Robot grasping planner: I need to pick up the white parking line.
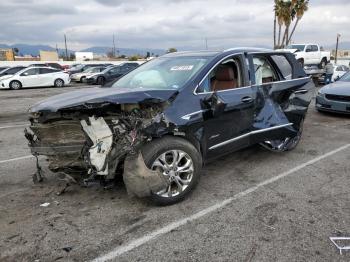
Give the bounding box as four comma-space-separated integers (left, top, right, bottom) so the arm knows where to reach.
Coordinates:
0, 155, 34, 164
0, 124, 28, 129
93, 143, 350, 262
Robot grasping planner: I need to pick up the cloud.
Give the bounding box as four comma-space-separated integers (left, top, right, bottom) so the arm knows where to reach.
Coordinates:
0, 0, 349, 51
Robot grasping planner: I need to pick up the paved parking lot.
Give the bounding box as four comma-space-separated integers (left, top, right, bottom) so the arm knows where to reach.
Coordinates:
0, 84, 350, 261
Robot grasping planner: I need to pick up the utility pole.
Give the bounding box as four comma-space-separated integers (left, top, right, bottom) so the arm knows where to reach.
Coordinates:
205, 37, 208, 50
335, 33, 340, 64
64, 34, 68, 61
113, 34, 116, 58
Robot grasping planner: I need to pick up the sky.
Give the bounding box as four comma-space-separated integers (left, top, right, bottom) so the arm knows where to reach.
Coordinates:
0, 0, 349, 51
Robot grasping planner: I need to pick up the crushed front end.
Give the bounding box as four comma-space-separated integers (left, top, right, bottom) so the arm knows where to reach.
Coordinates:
24, 101, 173, 196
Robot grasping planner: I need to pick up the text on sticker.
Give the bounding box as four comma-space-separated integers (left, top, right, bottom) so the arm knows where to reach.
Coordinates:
170, 65, 194, 71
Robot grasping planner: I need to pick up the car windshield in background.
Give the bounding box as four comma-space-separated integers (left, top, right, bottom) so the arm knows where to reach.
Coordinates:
71, 65, 84, 70
339, 72, 350, 82
287, 45, 305, 51
85, 67, 102, 73
4, 67, 25, 74
112, 57, 209, 90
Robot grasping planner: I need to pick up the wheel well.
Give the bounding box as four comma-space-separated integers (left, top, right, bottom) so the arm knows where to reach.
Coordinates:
55, 78, 64, 83
153, 133, 202, 156
10, 80, 21, 86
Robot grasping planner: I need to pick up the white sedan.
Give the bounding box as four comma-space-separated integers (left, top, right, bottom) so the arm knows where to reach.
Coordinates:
332, 65, 349, 82
0, 67, 70, 90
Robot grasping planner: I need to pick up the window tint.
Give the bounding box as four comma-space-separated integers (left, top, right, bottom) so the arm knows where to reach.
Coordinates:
40, 68, 56, 74
305, 45, 312, 52
109, 68, 120, 74
271, 55, 292, 80
21, 68, 39, 76
197, 56, 244, 93
253, 56, 278, 85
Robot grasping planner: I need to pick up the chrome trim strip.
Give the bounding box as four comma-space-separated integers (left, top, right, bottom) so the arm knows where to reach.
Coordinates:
181, 110, 206, 120
209, 123, 293, 150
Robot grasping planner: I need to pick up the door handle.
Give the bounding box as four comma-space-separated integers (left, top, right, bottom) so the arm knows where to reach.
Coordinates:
241, 96, 253, 103
294, 89, 308, 94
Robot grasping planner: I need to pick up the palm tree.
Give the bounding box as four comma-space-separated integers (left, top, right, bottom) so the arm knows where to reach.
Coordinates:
274, 0, 284, 48
280, 1, 293, 47
287, 0, 309, 45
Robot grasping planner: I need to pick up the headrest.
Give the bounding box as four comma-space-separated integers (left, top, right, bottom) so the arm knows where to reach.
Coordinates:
215, 66, 235, 81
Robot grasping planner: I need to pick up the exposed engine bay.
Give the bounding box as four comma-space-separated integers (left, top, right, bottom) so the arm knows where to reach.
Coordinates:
24, 102, 171, 197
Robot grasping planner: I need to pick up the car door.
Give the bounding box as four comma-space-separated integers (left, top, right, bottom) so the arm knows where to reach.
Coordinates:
304, 45, 314, 64
39, 68, 54, 86
19, 68, 40, 87
196, 54, 255, 158
248, 53, 313, 144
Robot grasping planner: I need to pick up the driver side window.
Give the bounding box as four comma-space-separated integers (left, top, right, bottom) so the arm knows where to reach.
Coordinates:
21, 68, 39, 76
197, 56, 244, 93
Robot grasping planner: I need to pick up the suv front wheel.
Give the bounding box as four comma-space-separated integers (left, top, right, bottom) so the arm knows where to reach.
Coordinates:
141, 136, 202, 205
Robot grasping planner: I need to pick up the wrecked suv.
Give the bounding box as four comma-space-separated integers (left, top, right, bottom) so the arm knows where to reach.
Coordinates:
25, 48, 314, 205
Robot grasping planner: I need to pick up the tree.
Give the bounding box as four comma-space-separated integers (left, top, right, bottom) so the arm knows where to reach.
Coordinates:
287, 0, 309, 45
273, 0, 309, 49
167, 48, 177, 53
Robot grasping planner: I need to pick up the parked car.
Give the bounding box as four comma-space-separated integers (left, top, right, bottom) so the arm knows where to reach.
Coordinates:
333, 65, 349, 82
85, 62, 139, 85
25, 48, 313, 205
29, 63, 64, 70
0, 66, 27, 78
0, 67, 70, 90
316, 71, 350, 114
70, 66, 107, 83
281, 44, 330, 68
68, 64, 107, 75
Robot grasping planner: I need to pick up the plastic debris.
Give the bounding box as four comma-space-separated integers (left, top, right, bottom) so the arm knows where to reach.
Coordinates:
40, 202, 50, 207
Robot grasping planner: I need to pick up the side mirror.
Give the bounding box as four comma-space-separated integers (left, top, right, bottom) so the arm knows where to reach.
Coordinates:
201, 92, 226, 117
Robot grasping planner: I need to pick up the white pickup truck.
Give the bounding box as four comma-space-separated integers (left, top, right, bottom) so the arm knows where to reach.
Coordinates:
280, 44, 331, 68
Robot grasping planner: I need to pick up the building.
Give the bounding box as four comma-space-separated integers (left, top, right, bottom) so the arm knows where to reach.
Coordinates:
40, 50, 59, 61
0, 49, 15, 61
75, 52, 94, 61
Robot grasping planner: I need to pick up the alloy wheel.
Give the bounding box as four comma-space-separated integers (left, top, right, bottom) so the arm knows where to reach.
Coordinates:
151, 150, 194, 198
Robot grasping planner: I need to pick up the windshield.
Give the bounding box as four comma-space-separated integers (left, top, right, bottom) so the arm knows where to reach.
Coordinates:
339, 72, 350, 82
4, 67, 25, 74
71, 64, 84, 70
85, 67, 102, 73
112, 57, 209, 90
286, 45, 305, 51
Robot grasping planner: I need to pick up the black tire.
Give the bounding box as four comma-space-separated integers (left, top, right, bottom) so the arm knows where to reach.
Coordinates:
80, 76, 86, 83
9, 80, 22, 90
97, 76, 105, 86
54, 78, 64, 87
141, 136, 202, 205
319, 58, 327, 69
260, 120, 304, 152
298, 59, 304, 68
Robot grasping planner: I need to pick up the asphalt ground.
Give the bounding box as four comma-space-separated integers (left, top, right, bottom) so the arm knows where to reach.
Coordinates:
0, 83, 349, 262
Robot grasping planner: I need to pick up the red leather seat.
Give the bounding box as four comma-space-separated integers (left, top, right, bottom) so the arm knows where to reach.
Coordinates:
211, 66, 237, 91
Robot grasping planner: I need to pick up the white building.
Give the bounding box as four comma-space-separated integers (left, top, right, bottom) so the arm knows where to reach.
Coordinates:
75, 52, 94, 61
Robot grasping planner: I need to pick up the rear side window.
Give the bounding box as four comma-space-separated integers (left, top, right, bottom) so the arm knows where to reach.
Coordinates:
311, 45, 319, 52
40, 68, 58, 74
252, 56, 279, 85
271, 55, 293, 80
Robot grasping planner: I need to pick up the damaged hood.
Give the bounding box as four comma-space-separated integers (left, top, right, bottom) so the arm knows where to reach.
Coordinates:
30, 87, 178, 112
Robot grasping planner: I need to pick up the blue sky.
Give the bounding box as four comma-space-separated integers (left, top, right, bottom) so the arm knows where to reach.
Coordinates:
0, 0, 349, 50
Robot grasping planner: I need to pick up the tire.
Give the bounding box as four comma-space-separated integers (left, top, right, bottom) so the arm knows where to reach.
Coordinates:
80, 76, 86, 83
141, 136, 202, 205
260, 119, 304, 152
54, 78, 64, 87
319, 58, 327, 69
9, 80, 22, 90
298, 59, 304, 68
97, 76, 105, 86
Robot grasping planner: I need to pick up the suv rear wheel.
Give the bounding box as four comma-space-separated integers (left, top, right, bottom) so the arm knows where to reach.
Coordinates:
141, 136, 202, 205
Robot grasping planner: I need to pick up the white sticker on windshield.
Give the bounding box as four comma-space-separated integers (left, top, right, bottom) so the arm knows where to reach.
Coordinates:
170, 65, 194, 71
